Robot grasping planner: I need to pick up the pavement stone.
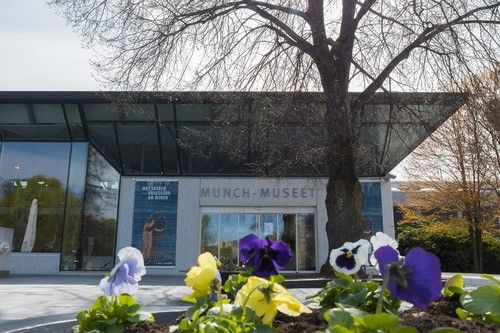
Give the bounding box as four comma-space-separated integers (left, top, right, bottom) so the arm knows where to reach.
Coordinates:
0, 273, 497, 332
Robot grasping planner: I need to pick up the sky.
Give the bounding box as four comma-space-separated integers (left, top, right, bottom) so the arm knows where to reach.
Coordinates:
0, 0, 99, 90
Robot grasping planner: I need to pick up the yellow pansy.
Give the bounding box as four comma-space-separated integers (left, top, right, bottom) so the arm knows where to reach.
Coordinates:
234, 276, 311, 325
185, 252, 220, 298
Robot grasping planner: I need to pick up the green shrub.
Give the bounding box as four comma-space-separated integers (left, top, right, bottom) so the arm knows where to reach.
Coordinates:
396, 221, 500, 273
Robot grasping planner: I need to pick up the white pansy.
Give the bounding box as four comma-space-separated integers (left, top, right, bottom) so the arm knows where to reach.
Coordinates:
110, 246, 146, 281
369, 232, 399, 266
329, 239, 370, 275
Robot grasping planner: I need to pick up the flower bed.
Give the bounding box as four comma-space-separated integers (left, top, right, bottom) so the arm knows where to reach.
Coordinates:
72, 233, 500, 333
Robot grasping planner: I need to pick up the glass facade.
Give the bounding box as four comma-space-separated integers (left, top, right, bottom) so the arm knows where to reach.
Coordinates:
0, 140, 120, 271
78, 146, 120, 271
0, 142, 73, 252
200, 211, 316, 271
361, 182, 383, 236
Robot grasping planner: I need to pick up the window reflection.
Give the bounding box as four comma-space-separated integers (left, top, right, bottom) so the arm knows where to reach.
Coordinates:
219, 213, 238, 266
79, 146, 120, 270
201, 213, 218, 256
200, 211, 316, 271
60, 143, 88, 270
0, 142, 71, 252
296, 213, 315, 271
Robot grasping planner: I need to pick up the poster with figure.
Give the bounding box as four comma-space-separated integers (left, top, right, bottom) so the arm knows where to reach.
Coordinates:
132, 181, 178, 266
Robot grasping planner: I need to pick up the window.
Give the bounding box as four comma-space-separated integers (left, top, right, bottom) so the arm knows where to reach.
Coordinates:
200, 209, 316, 271
0, 142, 73, 252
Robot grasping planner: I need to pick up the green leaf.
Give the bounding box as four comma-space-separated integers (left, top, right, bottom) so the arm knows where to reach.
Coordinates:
327, 309, 354, 328
461, 285, 500, 315
455, 307, 472, 320
335, 272, 354, 282
428, 328, 463, 333
390, 326, 417, 333
362, 313, 400, 330
443, 274, 464, 297
484, 313, 500, 324
481, 274, 500, 285
328, 325, 354, 333
107, 323, 125, 333
254, 324, 278, 332
269, 274, 285, 284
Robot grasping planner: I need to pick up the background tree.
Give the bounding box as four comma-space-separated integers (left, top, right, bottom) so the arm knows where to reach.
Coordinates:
50, 0, 500, 272
403, 67, 500, 272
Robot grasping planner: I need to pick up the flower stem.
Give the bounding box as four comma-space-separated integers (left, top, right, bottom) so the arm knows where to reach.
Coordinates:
376, 269, 390, 314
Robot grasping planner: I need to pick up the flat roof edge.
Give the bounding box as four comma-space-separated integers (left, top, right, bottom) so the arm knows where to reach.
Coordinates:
0, 91, 468, 105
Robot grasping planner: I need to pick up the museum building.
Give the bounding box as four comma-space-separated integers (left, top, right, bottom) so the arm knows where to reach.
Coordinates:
0, 91, 466, 275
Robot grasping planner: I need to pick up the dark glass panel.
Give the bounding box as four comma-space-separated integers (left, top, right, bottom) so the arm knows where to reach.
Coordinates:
60, 143, 88, 271
296, 213, 315, 271
84, 104, 155, 121
69, 125, 86, 141
178, 125, 247, 175
159, 125, 178, 174
201, 213, 219, 256
64, 104, 82, 124
0, 142, 71, 252
80, 146, 120, 270
157, 104, 174, 122
84, 104, 118, 121
362, 182, 383, 235
117, 124, 162, 174
278, 213, 296, 271
0, 125, 70, 140
176, 104, 215, 122
32, 104, 65, 124
219, 213, 238, 266
0, 104, 30, 124
87, 124, 122, 171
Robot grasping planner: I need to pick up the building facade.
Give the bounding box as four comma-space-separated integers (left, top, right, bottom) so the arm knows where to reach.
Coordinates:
0, 91, 466, 274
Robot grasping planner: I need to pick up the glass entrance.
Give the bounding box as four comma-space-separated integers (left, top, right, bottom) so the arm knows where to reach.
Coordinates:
200, 209, 316, 272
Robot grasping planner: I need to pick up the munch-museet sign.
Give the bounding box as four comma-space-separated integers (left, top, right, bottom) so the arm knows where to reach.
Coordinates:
200, 187, 316, 199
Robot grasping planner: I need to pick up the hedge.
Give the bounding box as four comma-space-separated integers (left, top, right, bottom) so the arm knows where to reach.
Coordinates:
396, 221, 500, 273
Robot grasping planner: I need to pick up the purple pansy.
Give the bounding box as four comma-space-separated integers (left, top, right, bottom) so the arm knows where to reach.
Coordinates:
100, 247, 146, 296
375, 245, 442, 309
239, 234, 292, 278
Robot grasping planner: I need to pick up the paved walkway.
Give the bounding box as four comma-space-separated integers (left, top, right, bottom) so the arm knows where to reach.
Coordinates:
0, 273, 497, 332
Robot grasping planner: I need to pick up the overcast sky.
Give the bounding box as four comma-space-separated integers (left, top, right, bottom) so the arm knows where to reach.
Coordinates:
0, 0, 99, 90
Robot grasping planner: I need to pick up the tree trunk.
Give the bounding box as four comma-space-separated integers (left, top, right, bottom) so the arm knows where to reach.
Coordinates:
475, 226, 483, 273
320, 96, 364, 275
468, 225, 480, 273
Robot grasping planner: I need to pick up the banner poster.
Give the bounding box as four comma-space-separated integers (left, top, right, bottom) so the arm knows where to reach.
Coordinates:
131, 181, 178, 266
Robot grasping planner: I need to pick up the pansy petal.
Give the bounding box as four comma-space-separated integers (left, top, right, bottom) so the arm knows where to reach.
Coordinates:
404, 247, 442, 304
374, 245, 399, 275
253, 257, 279, 277
269, 240, 293, 269
197, 252, 218, 271
118, 247, 145, 269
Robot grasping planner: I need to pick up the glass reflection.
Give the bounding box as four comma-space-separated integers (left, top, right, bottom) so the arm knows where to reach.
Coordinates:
80, 146, 120, 270
60, 143, 88, 270
199, 211, 316, 272
278, 214, 296, 271
296, 213, 315, 271
219, 213, 238, 266
201, 213, 218, 256
260, 213, 277, 241
0, 142, 71, 252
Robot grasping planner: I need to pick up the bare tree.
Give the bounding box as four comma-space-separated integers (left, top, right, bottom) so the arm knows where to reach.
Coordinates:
50, 0, 500, 272
404, 67, 500, 272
